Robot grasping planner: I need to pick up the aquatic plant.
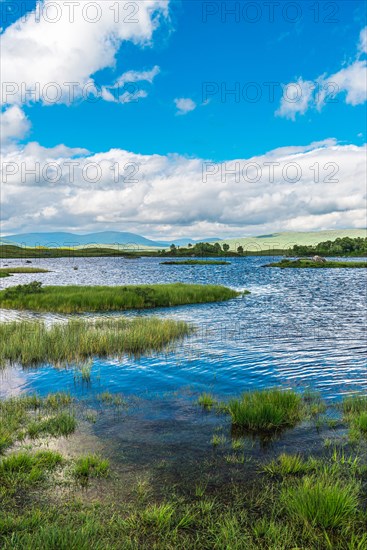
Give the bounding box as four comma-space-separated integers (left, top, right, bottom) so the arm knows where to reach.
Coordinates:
198, 393, 216, 409
73, 455, 110, 481
0, 283, 241, 313
227, 389, 304, 432
263, 453, 313, 477
0, 317, 192, 368
161, 260, 231, 265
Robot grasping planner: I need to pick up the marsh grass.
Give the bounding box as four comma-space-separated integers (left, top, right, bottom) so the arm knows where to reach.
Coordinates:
0, 450, 63, 488
0, 268, 49, 275
0, 282, 240, 313
73, 455, 110, 481
342, 395, 367, 415
27, 413, 76, 438
0, 317, 192, 368
0, 393, 74, 453
263, 453, 314, 477
161, 260, 231, 265
198, 393, 216, 409
266, 259, 367, 268
227, 389, 304, 432
281, 476, 360, 529
97, 391, 126, 407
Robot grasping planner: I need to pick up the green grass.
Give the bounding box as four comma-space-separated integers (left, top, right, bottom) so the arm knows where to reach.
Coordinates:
0, 244, 141, 259
0, 267, 50, 274
198, 393, 216, 409
0, 393, 74, 453
219, 229, 367, 251
27, 413, 77, 438
265, 259, 367, 268
263, 453, 313, 476
0, 282, 241, 313
281, 476, 360, 529
342, 395, 367, 415
0, 450, 63, 488
227, 389, 304, 432
0, 317, 192, 367
73, 455, 110, 481
161, 260, 231, 265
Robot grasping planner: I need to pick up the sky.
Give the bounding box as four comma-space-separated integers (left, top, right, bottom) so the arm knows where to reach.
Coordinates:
0, 0, 366, 239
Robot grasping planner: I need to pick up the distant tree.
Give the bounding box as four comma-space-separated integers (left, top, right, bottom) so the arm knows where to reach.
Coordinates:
222, 243, 230, 253
237, 245, 244, 254
170, 244, 177, 254
188, 243, 192, 248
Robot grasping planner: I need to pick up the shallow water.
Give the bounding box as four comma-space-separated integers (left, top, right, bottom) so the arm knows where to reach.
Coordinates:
1, 256, 366, 401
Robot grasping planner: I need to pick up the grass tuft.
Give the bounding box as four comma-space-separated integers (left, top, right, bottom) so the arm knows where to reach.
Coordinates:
281, 476, 360, 529
228, 389, 304, 432
73, 455, 110, 481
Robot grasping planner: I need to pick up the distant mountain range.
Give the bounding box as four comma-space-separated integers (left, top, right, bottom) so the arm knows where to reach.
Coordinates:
1, 229, 365, 250
0, 231, 221, 249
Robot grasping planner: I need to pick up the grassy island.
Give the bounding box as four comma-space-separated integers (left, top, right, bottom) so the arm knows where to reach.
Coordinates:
161, 260, 231, 266
0, 317, 192, 367
265, 259, 367, 269
0, 267, 50, 278
0, 282, 241, 313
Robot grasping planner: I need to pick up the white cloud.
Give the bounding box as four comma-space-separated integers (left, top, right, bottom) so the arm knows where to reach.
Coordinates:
0, 0, 169, 106
0, 106, 31, 146
276, 79, 315, 120
1, 140, 366, 237
359, 26, 367, 54
278, 26, 367, 119
101, 66, 159, 103
174, 97, 197, 115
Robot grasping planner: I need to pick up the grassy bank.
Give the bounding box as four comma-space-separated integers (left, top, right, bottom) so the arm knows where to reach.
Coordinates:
161, 260, 231, 265
0, 282, 241, 313
265, 259, 367, 268
0, 317, 192, 367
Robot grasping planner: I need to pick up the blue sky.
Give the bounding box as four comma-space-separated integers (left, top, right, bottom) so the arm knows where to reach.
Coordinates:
0, 1, 366, 237
2, 0, 365, 159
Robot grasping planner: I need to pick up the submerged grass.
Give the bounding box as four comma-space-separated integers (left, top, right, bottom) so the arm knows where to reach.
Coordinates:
0, 282, 241, 313
0, 317, 192, 367
0, 393, 75, 453
73, 455, 109, 481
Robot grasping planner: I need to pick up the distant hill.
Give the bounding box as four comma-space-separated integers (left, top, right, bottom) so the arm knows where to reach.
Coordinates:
1, 229, 365, 251
218, 229, 367, 252
0, 232, 222, 249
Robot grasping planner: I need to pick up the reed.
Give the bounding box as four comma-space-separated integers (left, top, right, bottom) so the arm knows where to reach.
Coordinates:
0, 317, 192, 368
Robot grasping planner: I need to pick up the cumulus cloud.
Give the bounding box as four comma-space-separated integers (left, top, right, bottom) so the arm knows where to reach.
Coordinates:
0, 106, 31, 146
278, 26, 367, 119
1, 140, 366, 237
0, 0, 169, 106
174, 98, 197, 115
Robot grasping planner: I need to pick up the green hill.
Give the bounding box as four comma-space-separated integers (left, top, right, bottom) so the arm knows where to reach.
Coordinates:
219, 229, 367, 252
